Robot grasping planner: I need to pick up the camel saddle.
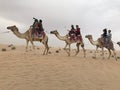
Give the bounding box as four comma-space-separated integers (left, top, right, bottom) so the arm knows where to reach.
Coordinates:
69, 34, 82, 42
30, 29, 45, 39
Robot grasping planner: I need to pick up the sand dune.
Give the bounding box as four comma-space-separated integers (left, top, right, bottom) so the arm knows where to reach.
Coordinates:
0, 44, 120, 90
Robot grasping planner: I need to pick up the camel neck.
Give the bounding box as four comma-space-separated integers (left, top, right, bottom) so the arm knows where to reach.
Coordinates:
55, 33, 66, 41
88, 38, 98, 45
13, 30, 26, 39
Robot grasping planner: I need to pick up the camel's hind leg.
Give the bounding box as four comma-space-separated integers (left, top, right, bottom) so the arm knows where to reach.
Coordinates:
112, 50, 117, 61
26, 40, 29, 52
108, 49, 111, 59
81, 44, 86, 57
74, 43, 80, 56
42, 41, 49, 55
45, 43, 49, 55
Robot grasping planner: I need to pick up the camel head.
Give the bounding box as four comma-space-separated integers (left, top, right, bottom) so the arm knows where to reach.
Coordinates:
117, 42, 120, 46
85, 35, 93, 39
7, 25, 18, 32
50, 30, 59, 35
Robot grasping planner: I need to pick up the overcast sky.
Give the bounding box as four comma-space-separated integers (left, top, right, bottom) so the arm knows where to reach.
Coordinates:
0, 0, 120, 49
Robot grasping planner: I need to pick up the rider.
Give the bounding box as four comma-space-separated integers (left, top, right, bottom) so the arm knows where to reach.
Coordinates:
75, 25, 83, 41
69, 25, 76, 41
107, 30, 112, 43
32, 17, 39, 37
38, 19, 44, 37
101, 28, 107, 45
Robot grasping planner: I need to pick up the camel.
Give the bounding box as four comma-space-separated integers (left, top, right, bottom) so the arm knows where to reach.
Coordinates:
7, 25, 49, 55
50, 30, 86, 57
85, 35, 117, 60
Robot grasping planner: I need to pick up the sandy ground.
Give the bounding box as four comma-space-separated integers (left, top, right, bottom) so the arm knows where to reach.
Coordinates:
0, 44, 120, 90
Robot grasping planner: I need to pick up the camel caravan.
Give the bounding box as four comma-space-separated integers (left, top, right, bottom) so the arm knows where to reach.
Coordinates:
6, 18, 119, 60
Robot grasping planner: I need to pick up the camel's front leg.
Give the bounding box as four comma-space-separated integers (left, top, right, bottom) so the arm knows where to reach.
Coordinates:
63, 43, 68, 50
81, 44, 86, 57
26, 40, 29, 52
68, 44, 71, 56
30, 40, 35, 50
65, 44, 70, 56
112, 50, 117, 61
94, 46, 98, 58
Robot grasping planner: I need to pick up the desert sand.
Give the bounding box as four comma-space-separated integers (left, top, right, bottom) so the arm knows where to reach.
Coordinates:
0, 44, 120, 90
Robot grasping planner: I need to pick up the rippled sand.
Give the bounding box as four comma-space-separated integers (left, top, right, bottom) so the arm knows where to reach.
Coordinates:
0, 44, 120, 90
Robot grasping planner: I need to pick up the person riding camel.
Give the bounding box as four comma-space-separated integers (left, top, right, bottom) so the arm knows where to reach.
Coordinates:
68, 25, 76, 41
75, 25, 83, 42
107, 30, 112, 43
101, 28, 107, 45
32, 17, 39, 37
38, 19, 44, 37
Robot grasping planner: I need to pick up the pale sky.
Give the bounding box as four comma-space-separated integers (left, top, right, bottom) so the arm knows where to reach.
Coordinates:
0, 0, 120, 49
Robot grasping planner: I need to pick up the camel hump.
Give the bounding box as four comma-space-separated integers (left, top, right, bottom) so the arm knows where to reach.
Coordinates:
98, 38, 102, 43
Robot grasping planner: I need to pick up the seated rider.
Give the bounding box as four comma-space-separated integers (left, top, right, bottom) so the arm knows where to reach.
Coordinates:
75, 25, 83, 41
107, 30, 112, 43
69, 25, 76, 41
38, 19, 44, 37
32, 17, 39, 37
101, 28, 107, 45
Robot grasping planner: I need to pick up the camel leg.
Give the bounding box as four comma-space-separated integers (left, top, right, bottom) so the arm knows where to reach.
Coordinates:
46, 44, 49, 55
112, 50, 117, 61
101, 47, 104, 59
42, 42, 46, 55
30, 39, 35, 50
94, 46, 98, 58
42, 41, 49, 55
65, 44, 70, 56
64, 43, 68, 50
26, 40, 29, 52
108, 49, 111, 59
44, 42, 49, 55
44, 38, 49, 55
68, 44, 71, 56
81, 43, 86, 57
74, 43, 80, 56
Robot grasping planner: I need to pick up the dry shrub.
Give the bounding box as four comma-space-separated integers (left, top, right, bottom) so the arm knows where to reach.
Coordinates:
48, 51, 52, 54
11, 46, 16, 50
56, 50, 59, 53
37, 47, 40, 50
1, 48, 6, 51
